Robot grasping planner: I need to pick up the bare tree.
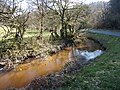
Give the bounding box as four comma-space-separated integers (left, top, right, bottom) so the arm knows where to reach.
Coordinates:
0, 0, 30, 50
29, 0, 47, 40
43, 0, 89, 38
0, 0, 30, 41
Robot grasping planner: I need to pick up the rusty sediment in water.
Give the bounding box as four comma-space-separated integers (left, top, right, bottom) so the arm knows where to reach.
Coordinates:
0, 42, 103, 90
0, 47, 75, 90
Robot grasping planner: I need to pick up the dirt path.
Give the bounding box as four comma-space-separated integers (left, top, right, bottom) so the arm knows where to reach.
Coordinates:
84, 29, 120, 36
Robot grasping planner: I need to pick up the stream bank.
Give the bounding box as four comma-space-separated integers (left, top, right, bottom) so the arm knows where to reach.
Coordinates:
0, 34, 106, 90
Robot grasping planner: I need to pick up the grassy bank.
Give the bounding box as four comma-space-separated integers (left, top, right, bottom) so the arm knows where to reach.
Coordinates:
58, 33, 120, 90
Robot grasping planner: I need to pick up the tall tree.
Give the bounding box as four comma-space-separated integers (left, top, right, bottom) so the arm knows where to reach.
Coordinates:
109, 0, 120, 29
99, 0, 120, 29
88, 1, 107, 28
43, 0, 89, 39
0, 0, 30, 46
29, 0, 47, 40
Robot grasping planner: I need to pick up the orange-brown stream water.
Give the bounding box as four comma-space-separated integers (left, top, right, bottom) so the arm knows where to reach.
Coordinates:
0, 46, 85, 90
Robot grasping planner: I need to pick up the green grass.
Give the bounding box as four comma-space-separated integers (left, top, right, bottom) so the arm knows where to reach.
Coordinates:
57, 33, 120, 90
0, 27, 51, 40
0, 27, 50, 51
24, 29, 50, 40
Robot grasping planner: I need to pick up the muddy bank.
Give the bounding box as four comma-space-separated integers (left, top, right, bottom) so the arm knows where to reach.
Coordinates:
21, 38, 105, 90
0, 35, 95, 72
0, 37, 105, 90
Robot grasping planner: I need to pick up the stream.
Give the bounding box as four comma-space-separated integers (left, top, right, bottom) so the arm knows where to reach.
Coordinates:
0, 47, 103, 90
